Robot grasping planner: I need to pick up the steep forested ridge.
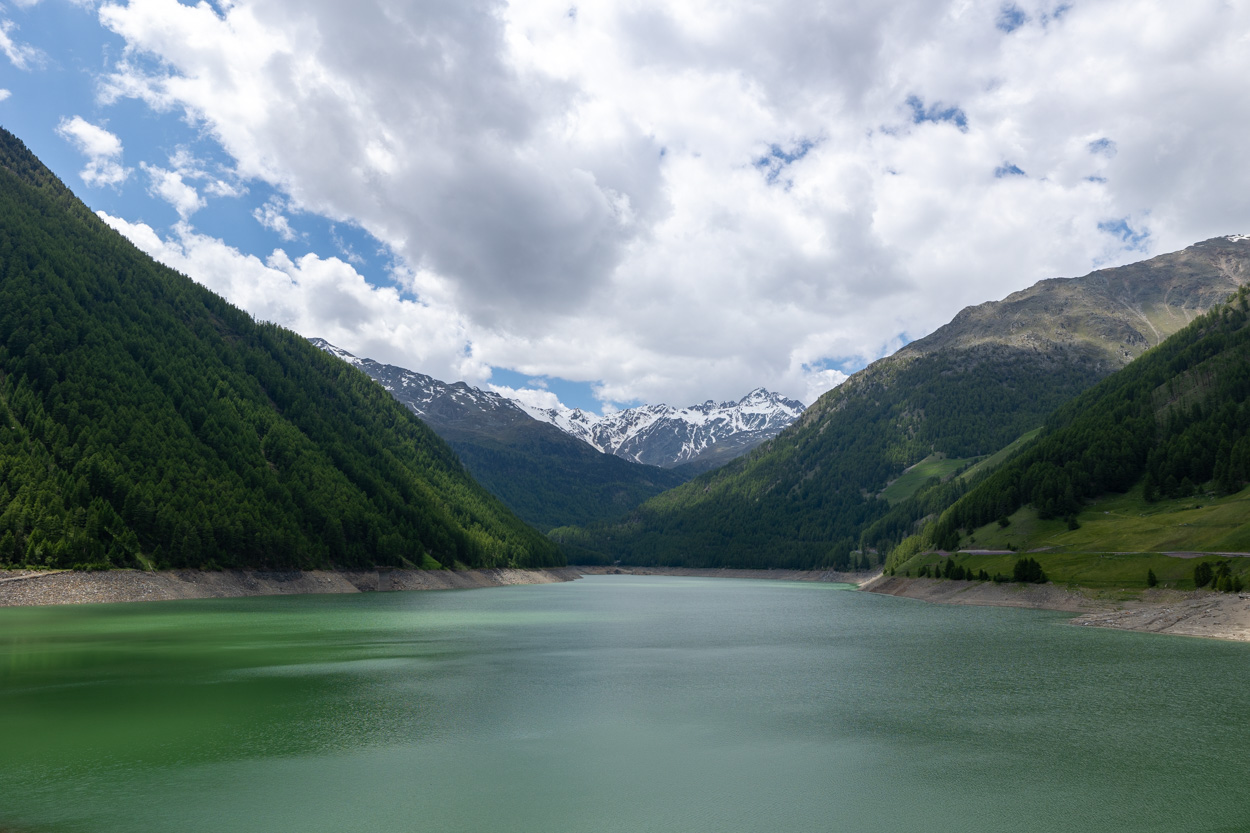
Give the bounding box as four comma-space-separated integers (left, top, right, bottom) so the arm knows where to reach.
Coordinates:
563, 237, 1250, 568
916, 287, 1250, 554
0, 128, 562, 570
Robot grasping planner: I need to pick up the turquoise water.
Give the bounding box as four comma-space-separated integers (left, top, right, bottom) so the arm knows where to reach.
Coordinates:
1, 576, 1248, 832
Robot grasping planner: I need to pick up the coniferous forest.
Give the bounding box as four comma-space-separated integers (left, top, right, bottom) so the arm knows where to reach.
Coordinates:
0, 128, 562, 571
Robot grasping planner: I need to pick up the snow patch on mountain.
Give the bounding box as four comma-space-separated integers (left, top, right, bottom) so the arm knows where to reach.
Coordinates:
313, 338, 805, 471
515, 387, 806, 469
309, 338, 526, 419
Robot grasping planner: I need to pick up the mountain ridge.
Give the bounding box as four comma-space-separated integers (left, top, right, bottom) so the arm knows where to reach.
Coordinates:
521, 388, 805, 472
561, 235, 1250, 569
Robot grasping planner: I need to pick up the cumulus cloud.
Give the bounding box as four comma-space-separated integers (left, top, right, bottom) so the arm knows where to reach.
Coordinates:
140, 162, 204, 218
97, 211, 487, 385
252, 197, 297, 240
486, 384, 566, 415
55, 115, 130, 187
90, 0, 1250, 408
0, 89, 10, 102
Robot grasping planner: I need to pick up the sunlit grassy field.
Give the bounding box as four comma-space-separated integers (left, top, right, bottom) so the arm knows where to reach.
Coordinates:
893, 484, 1250, 589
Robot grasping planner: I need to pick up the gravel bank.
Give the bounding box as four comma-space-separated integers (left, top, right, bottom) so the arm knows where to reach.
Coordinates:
0, 567, 584, 607
862, 574, 1250, 641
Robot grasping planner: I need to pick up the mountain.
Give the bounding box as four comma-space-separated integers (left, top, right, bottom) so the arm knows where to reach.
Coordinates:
559, 236, 1250, 569
309, 340, 689, 531
520, 389, 805, 472
0, 127, 561, 571
887, 286, 1250, 588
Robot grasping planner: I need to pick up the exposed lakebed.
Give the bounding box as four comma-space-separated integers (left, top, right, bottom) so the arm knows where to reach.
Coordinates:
2, 575, 1247, 832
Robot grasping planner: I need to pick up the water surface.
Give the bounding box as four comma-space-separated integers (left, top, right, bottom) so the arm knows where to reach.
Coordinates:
1, 576, 1247, 832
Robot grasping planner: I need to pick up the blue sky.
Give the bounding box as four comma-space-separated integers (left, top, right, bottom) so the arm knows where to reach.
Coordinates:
3, 0, 1249, 415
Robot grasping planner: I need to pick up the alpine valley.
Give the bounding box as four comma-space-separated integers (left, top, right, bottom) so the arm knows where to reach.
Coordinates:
5, 121, 1250, 597
309, 339, 691, 531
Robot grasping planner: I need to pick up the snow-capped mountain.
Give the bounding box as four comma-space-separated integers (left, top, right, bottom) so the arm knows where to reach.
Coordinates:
516, 388, 806, 471
312, 338, 804, 474
311, 338, 529, 428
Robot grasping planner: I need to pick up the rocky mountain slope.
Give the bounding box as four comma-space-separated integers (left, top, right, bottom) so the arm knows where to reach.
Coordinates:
559, 236, 1250, 569
309, 341, 689, 531
521, 389, 805, 472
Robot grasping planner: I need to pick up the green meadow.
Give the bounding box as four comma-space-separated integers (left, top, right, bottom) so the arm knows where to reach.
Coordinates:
880, 454, 974, 504
893, 484, 1250, 589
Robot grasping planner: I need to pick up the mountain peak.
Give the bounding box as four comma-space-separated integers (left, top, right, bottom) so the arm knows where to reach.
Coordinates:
520, 388, 805, 471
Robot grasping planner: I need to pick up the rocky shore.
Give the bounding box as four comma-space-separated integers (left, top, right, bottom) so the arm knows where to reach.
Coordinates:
863, 574, 1250, 641
0, 566, 583, 607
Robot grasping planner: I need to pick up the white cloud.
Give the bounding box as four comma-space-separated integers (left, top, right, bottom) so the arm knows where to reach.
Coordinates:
97, 211, 487, 385
252, 197, 297, 240
0, 17, 42, 69
55, 115, 130, 187
486, 384, 565, 414
91, 0, 1250, 408
140, 162, 204, 219
0, 89, 10, 102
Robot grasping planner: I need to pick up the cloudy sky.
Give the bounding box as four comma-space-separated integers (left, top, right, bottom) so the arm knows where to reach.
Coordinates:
2, 0, 1248, 413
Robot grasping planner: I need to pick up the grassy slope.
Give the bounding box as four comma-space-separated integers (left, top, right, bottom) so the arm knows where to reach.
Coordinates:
880, 454, 976, 504
893, 486, 1250, 588
877, 430, 1043, 505
963, 486, 1250, 555
893, 548, 1249, 590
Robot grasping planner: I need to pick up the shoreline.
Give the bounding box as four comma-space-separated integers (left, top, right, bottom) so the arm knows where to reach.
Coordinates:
0, 566, 584, 607
572, 564, 873, 584
862, 574, 1250, 642
4, 565, 1248, 643
0, 564, 873, 608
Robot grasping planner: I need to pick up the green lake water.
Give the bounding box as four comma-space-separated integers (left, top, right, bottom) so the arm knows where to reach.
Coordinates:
2, 575, 1248, 832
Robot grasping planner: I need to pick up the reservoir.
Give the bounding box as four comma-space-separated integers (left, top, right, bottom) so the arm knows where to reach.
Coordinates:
1, 575, 1247, 832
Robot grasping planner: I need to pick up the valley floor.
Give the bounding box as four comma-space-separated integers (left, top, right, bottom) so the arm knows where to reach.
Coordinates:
863, 574, 1250, 642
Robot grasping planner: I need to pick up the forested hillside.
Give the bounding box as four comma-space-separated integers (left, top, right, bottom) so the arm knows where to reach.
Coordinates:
908, 287, 1250, 558
0, 128, 562, 571
560, 237, 1250, 569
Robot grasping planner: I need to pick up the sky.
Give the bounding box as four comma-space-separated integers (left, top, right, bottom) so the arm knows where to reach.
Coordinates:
2, 0, 1249, 414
